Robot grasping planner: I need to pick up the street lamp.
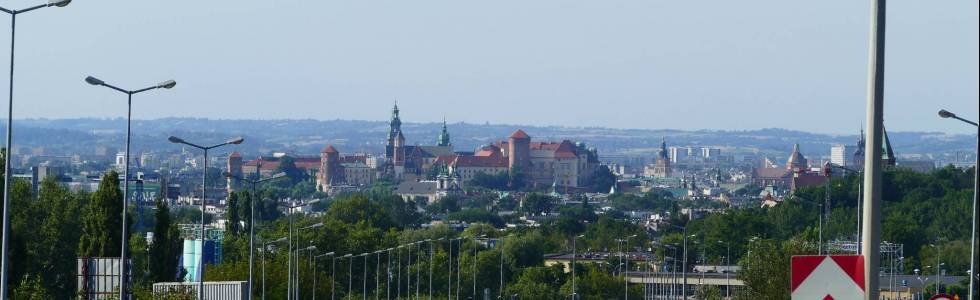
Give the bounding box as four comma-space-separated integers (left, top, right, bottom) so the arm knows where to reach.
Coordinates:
572, 234, 584, 300
278, 200, 320, 300
295, 245, 317, 299
86, 75, 175, 300
826, 163, 864, 255
295, 222, 323, 300
313, 252, 336, 300
627, 234, 638, 299
262, 237, 288, 300
667, 224, 691, 299
168, 135, 243, 300
0, 1, 72, 297
938, 109, 978, 300
717, 240, 731, 299
224, 171, 286, 297
431, 238, 442, 300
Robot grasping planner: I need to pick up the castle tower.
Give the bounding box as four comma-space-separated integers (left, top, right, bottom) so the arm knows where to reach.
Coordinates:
508, 129, 531, 174
226, 151, 243, 192
319, 145, 340, 189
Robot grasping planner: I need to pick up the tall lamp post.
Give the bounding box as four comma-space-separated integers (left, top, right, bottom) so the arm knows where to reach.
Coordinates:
572, 234, 584, 300
0, 1, 71, 298
296, 222, 323, 300
262, 237, 288, 300
86, 75, 175, 300
168, 135, 244, 300
225, 171, 286, 297
279, 200, 320, 299
624, 234, 636, 300
939, 109, 978, 300
314, 252, 336, 300
667, 224, 690, 299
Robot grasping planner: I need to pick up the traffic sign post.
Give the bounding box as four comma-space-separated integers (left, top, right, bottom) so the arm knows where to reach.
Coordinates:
792, 255, 865, 300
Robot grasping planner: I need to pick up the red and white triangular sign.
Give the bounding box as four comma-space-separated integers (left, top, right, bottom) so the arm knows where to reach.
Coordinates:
792, 255, 865, 300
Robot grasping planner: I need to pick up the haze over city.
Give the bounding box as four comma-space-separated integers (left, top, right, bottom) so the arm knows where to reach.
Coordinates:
0, 0, 977, 299
4, 0, 977, 134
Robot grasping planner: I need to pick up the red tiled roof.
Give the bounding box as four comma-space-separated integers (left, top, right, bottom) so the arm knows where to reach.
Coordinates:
553, 140, 578, 158
753, 168, 790, 179
791, 174, 828, 190
475, 145, 503, 157
530, 142, 560, 150
509, 129, 530, 139
244, 156, 321, 171
435, 155, 458, 165
453, 155, 508, 168
321, 145, 339, 154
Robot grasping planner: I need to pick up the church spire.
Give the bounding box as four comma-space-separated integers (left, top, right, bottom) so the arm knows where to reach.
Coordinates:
882, 126, 895, 166
437, 118, 451, 147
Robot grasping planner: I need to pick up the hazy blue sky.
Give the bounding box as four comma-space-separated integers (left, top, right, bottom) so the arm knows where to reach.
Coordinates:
3, 0, 977, 134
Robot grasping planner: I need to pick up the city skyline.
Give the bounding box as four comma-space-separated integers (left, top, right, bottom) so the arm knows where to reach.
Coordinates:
2, 0, 976, 134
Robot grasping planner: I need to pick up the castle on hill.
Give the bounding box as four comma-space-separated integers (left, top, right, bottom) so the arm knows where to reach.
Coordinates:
226, 104, 601, 193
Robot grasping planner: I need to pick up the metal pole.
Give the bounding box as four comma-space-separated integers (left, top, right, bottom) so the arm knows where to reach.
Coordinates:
726, 244, 730, 299
861, 0, 886, 298
969, 124, 979, 300
262, 246, 266, 300
472, 244, 477, 300
0, 13, 16, 300
364, 254, 368, 300
671, 247, 677, 300
819, 203, 823, 255
349, 255, 354, 299
117, 92, 133, 300
448, 240, 453, 300
407, 243, 412, 300
249, 183, 256, 298
418, 244, 422, 300
387, 249, 391, 300
625, 237, 630, 300
314, 255, 319, 300
682, 233, 688, 300
499, 240, 503, 300
332, 256, 336, 300
430, 241, 434, 300
456, 240, 461, 300
397, 246, 402, 299
572, 236, 577, 300
857, 182, 862, 255
199, 148, 208, 300
288, 208, 293, 300
377, 252, 381, 300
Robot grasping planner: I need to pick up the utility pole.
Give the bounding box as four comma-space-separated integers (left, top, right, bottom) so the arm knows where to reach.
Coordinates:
861, 0, 886, 299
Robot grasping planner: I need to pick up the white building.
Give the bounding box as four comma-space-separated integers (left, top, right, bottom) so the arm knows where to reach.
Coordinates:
669, 147, 689, 163
830, 144, 857, 167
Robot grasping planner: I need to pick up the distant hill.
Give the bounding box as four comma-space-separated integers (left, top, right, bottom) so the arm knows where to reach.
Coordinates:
5, 118, 975, 163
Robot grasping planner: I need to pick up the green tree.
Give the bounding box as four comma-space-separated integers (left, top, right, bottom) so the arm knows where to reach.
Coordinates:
150, 199, 182, 282
521, 193, 555, 216
227, 192, 241, 235
590, 165, 617, 193
736, 238, 816, 300
426, 195, 461, 214
79, 170, 126, 257
33, 177, 86, 298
